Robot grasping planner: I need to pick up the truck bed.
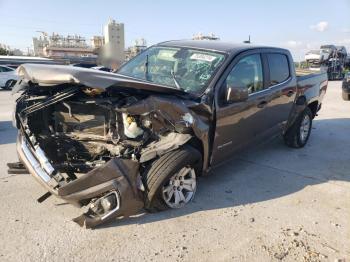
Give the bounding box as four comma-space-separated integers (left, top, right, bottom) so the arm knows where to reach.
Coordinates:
296, 68, 327, 82
295, 69, 328, 107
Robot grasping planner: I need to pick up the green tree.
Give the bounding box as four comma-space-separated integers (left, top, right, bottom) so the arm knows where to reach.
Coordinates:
0, 47, 11, 55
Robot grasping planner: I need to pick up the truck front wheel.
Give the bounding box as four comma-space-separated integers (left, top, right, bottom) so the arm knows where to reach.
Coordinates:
284, 107, 313, 148
143, 146, 202, 212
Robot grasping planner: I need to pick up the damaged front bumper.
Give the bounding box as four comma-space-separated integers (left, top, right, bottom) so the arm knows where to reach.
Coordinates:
17, 133, 144, 228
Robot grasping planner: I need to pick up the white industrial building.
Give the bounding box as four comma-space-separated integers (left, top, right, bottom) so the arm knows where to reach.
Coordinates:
30, 18, 148, 66
99, 19, 125, 66
125, 38, 147, 61
32, 19, 125, 65
32, 33, 95, 60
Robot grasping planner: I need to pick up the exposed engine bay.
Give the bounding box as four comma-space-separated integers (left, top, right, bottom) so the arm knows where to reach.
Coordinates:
16, 85, 197, 175
28, 91, 150, 173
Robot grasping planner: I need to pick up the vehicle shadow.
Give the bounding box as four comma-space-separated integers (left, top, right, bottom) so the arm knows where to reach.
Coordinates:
98, 117, 350, 229
0, 121, 17, 145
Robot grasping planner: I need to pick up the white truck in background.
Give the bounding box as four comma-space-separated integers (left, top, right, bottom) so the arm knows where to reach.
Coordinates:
305, 45, 347, 80
305, 49, 330, 64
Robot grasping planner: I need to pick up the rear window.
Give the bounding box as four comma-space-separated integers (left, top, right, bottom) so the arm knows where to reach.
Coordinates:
267, 54, 290, 86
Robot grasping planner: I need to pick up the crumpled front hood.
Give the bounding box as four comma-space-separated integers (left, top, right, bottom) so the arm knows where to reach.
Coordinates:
16, 64, 187, 95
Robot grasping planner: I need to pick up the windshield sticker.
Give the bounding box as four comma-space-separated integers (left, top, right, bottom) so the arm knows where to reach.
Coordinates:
190, 53, 216, 62
157, 50, 177, 60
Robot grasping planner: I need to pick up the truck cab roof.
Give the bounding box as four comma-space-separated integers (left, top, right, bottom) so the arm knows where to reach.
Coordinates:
157, 40, 286, 55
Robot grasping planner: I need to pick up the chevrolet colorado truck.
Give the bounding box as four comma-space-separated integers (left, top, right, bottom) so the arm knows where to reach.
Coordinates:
10, 40, 328, 228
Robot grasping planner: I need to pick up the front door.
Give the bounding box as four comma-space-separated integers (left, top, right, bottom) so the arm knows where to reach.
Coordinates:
211, 52, 272, 165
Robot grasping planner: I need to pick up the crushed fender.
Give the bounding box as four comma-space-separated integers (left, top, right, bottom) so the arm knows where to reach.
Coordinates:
68, 158, 144, 228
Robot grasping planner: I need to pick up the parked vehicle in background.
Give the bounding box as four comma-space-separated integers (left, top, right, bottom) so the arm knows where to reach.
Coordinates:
320, 45, 337, 57
305, 49, 330, 63
0, 65, 18, 89
345, 55, 350, 68
327, 58, 345, 80
335, 46, 347, 59
305, 45, 347, 80
342, 72, 350, 100
11, 40, 328, 228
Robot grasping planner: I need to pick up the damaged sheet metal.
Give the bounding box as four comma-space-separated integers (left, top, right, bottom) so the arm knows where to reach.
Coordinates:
122, 96, 211, 170
64, 158, 144, 228
140, 132, 192, 163
16, 64, 187, 95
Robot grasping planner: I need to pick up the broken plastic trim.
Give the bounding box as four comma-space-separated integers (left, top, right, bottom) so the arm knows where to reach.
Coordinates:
99, 191, 121, 220
21, 136, 52, 184
72, 190, 121, 228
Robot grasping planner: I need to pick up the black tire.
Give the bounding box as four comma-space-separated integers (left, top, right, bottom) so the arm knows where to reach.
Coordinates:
143, 146, 202, 212
342, 91, 350, 101
4, 80, 16, 90
284, 107, 313, 148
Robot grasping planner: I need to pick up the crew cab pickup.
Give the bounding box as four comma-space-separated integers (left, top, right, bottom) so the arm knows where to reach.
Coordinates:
11, 40, 328, 227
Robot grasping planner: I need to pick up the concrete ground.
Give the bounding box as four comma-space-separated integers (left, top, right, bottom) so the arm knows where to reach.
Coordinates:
0, 81, 349, 262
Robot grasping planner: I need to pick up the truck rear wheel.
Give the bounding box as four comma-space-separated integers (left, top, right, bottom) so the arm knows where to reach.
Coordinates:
143, 146, 202, 212
284, 107, 313, 148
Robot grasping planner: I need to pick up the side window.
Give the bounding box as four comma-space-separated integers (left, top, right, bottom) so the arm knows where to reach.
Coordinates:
267, 54, 290, 86
0, 67, 4, 72
225, 54, 263, 95
4, 67, 13, 72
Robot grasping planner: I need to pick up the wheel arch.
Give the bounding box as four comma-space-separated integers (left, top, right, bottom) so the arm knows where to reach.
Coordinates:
186, 137, 204, 175
307, 100, 319, 118
286, 95, 318, 133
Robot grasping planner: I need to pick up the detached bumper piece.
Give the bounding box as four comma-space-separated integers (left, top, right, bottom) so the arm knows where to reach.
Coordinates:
7, 162, 28, 174
73, 191, 121, 228
17, 134, 144, 228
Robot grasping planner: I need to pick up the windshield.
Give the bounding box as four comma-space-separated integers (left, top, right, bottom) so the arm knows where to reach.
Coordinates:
118, 46, 226, 94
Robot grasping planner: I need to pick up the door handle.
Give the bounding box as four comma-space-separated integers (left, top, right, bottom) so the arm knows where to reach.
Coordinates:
287, 90, 294, 97
257, 101, 268, 108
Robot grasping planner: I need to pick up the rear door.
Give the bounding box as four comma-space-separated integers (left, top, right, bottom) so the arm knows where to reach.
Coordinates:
262, 52, 297, 129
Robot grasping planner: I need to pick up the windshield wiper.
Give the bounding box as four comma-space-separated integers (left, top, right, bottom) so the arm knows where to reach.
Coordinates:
171, 70, 182, 90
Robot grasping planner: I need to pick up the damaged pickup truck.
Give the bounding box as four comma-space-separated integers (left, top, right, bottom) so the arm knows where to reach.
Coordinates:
10, 40, 328, 228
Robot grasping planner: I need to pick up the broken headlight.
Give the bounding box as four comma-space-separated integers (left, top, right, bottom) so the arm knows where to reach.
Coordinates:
90, 191, 120, 220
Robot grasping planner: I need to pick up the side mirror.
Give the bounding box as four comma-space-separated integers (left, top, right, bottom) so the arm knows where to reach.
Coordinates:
225, 85, 249, 103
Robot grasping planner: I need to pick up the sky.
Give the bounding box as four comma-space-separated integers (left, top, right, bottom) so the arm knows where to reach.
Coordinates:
0, 0, 350, 61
